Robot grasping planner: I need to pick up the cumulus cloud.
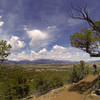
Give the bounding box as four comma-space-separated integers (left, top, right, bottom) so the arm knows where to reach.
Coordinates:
51, 45, 66, 51
0, 16, 2, 19
0, 16, 4, 27
9, 51, 29, 61
9, 50, 39, 61
8, 45, 100, 61
0, 21, 4, 27
8, 36, 25, 51
25, 28, 50, 48
39, 48, 47, 54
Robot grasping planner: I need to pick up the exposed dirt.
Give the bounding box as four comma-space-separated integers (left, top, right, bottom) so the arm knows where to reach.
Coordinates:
27, 75, 100, 100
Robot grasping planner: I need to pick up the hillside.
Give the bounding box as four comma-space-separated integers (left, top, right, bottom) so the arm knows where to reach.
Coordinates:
26, 75, 100, 100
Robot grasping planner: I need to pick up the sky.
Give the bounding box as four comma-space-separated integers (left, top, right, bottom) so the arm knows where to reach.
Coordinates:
0, 0, 100, 61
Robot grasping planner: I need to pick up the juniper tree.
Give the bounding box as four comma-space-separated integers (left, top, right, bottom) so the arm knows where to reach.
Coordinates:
70, 3, 100, 57
0, 40, 11, 64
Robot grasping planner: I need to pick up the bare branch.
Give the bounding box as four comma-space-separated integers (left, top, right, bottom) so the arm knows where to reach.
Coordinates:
69, 3, 100, 57
69, 3, 100, 33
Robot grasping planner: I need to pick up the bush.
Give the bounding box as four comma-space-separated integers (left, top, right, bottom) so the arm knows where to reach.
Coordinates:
70, 61, 90, 83
0, 65, 70, 99
0, 66, 30, 100
31, 72, 64, 95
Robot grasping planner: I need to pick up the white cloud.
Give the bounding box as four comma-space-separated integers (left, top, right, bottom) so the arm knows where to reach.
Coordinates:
0, 21, 4, 27
9, 51, 28, 61
39, 48, 47, 54
31, 50, 38, 55
0, 16, 4, 27
8, 45, 100, 61
25, 28, 50, 48
8, 36, 25, 51
52, 45, 66, 51
0, 16, 2, 19
27, 30, 47, 39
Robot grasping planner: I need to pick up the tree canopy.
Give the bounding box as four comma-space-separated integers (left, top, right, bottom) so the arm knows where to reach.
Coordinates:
70, 3, 100, 57
0, 40, 11, 63
70, 28, 100, 57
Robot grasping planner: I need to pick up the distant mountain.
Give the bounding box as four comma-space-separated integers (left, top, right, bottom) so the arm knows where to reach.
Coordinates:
5, 59, 100, 65
30, 59, 79, 64
6, 59, 79, 64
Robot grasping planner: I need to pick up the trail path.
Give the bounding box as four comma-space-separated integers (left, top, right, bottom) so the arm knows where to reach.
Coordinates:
52, 75, 100, 100
29, 75, 100, 100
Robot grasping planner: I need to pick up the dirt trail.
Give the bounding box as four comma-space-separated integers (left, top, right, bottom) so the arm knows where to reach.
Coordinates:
52, 75, 100, 100
29, 75, 100, 100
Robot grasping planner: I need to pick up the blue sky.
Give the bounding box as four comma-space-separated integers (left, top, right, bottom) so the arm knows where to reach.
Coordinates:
0, 0, 100, 61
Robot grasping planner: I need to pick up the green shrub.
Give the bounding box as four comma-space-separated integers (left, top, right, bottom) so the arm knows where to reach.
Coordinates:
0, 66, 30, 100
31, 72, 64, 95
0, 65, 71, 99
70, 61, 90, 83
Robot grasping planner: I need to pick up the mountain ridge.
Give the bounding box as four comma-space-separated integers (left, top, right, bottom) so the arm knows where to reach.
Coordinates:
5, 59, 100, 64
6, 59, 79, 64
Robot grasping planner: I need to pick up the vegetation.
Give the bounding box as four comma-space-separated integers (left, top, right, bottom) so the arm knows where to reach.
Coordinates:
70, 29, 100, 56
0, 39, 95, 99
70, 3, 100, 57
0, 3, 100, 99
0, 60, 93, 100
70, 3, 100, 95
0, 65, 71, 100
70, 23, 100, 57
0, 40, 11, 63
70, 60, 90, 83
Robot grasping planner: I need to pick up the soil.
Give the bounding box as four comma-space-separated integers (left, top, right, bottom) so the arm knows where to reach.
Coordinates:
28, 75, 100, 100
